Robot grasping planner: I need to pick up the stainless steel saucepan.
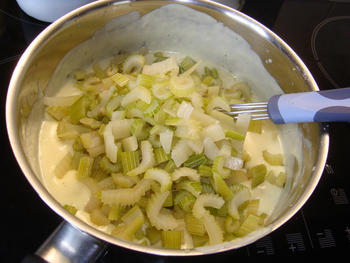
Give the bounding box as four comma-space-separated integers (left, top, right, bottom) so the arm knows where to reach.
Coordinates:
6, 1, 329, 262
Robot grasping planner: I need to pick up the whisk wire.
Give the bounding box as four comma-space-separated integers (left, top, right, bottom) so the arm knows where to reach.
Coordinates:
216, 101, 269, 120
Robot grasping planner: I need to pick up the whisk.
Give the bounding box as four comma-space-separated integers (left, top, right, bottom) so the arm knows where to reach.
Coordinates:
218, 87, 350, 124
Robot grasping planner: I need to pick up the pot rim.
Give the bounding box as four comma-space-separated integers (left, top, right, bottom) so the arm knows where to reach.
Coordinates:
6, 0, 329, 256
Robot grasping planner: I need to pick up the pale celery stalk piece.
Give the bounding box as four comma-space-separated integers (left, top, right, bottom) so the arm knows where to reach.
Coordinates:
212, 155, 231, 178
103, 122, 118, 163
177, 101, 194, 120
212, 172, 234, 201
144, 168, 172, 192
44, 95, 82, 107
127, 140, 155, 177
142, 56, 178, 76
202, 211, 223, 245
161, 230, 182, 249
122, 135, 138, 152
146, 191, 179, 231
54, 152, 73, 178
172, 167, 200, 182
262, 150, 284, 166
171, 140, 194, 167
122, 54, 145, 74
121, 86, 152, 107
159, 129, 174, 154
192, 193, 225, 219
101, 179, 152, 206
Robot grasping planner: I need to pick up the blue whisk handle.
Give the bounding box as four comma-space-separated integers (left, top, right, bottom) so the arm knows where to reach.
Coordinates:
268, 87, 350, 124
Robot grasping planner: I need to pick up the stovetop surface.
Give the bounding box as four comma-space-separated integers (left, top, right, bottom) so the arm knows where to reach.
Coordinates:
1, 1, 349, 262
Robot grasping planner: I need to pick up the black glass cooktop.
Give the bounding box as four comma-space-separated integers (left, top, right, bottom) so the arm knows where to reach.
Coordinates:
1, 1, 349, 262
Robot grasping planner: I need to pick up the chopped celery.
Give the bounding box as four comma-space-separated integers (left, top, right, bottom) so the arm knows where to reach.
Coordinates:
144, 99, 160, 118
183, 153, 208, 168
46, 106, 68, 121
122, 54, 145, 74
121, 135, 138, 152
146, 227, 162, 245
54, 152, 73, 178
64, 204, 77, 215
212, 172, 234, 201
130, 119, 149, 140
80, 117, 101, 129
161, 230, 182, 249
154, 147, 170, 164
99, 156, 121, 173
212, 156, 231, 178
174, 190, 196, 213
185, 213, 206, 236
262, 150, 284, 166
192, 193, 224, 219
108, 204, 120, 221
176, 180, 202, 198
225, 130, 245, 141
137, 74, 155, 89
68, 95, 91, 124
127, 140, 155, 177
111, 173, 138, 188
179, 56, 196, 74
170, 75, 194, 98
164, 159, 177, 173
105, 96, 122, 120
172, 167, 200, 182
198, 164, 213, 177
110, 73, 129, 87
120, 151, 140, 173
202, 211, 223, 245
249, 164, 267, 188
57, 121, 91, 140
77, 155, 94, 179
248, 120, 262, 134
90, 208, 109, 226
144, 168, 172, 192
234, 214, 260, 237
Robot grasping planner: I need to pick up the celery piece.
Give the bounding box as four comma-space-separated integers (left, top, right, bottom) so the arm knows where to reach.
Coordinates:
185, 213, 206, 236
108, 204, 120, 221
179, 56, 196, 74
73, 70, 87, 81
212, 156, 231, 179
130, 119, 149, 140
146, 227, 162, 245
234, 214, 260, 237
115, 205, 145, 240
163, 190, 173, 207
224, 216, 240, 233
151, 81, 172, 100
144, 99, 160, 118
192, 193, 224, 219
144, 168, 172, 192
92, 62, 106, 79
127, 140, 155, 177
146, 191, 179, 230
111, 173, 138, 188
80, 131, 104, 157
225, 130, 245, 141
105, 96, 122, 120
111, 119, 132, 140
153, 52, 168, 62
164, 159, 176, 173
183, 153, 208, 168
248, 120, 262, 134
171, 140, 193, 167
154, 147, 170, 165
276, 172, 287, 187
122, 54, 145, 74
198, 164, 213, 177
122, 135, 138, 152
101, 179, 152, 206
231, 82, 252, 102
120, 151, 140, 173
202, 123, 225, 142
172, 167, 200, 182
212, 172, 234, 201
77, 155, 94, 179
170, 75, 194, 98
202, 211, 223, 245
176, 180, 202, 198
121, 86, 152, 106
137, 74, 155, 89
46, 106, 68, 121
174, 190, 196, 213
193, 234, 209, 247
249, 164, 267, 188
79, 117, 101, 129
90, 208, 109, 226
54, 152, 73, 178
72, 137, 84, 152
64, 204, 77, 215
142, 57, 178, 76
245, 199, 260, 216
159, 129, 174, 155
69, 95, 91, 124
57, 121, 90, 140
99, 156, 121, 173
110, 73, 129, 87
262, 150, 284, 166
161, 230, 182, 249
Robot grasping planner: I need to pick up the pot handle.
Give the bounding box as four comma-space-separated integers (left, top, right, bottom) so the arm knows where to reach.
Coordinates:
21, 221, 108, 263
